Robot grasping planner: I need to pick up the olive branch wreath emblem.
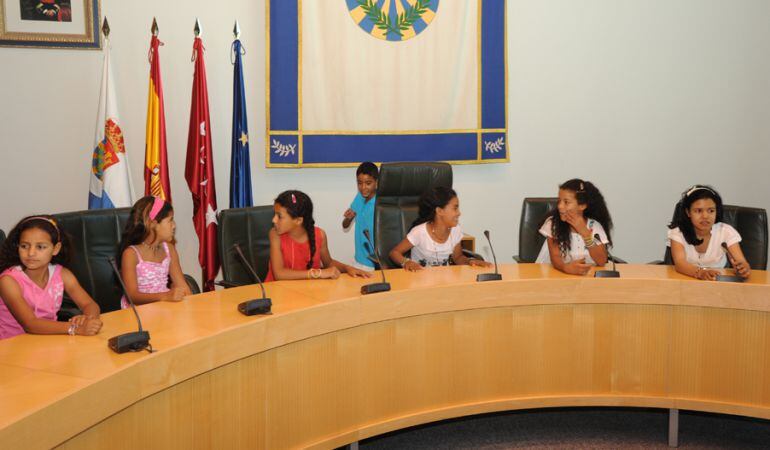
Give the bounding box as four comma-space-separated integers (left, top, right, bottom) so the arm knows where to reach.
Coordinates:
356, 0, 432, 38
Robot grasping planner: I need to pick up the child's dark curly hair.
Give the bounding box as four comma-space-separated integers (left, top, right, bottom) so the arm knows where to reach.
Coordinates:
0, 216, 71, 273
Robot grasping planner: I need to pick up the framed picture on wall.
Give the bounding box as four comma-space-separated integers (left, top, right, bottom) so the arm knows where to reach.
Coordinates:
0, 0, 100, 49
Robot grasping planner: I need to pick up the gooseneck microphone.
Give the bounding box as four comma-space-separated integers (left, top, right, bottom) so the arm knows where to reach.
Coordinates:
107, 257, 152, 353
593, 233, 620, 278
717, 242, 744, 283
361, 229, 391, 294
476, 230, 502, 282
232, 244, 273, 315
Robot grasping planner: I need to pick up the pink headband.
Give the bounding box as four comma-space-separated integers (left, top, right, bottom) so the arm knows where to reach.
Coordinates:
21, 216, 60, 240
149, 197, 165, 220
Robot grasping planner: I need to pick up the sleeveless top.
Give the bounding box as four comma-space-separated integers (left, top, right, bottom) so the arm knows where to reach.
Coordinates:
121, 242, 171, 309
0, 264, 64, 339
265, 227, 325, 282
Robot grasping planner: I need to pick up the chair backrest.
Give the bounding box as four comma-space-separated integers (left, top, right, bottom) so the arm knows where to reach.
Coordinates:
52, 208, 130, 313
0, 229, 5, 247
663, 204, 768, 270
374, 162, 453, 268
218, 205, 274, 285
516, 198, 558, 263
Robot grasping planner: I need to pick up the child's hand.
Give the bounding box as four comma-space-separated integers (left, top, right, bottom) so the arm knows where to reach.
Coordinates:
163, 287, 186, 302
562, 211, 589, 235
76, 318, 103, 336
734, 260, 751, 278
69, 315, 88, 328
343, 209, 356, 220
322, 267, 341, 279
564, 258, 591, 275
347, 267, 373, 278
468, 259, 493, 268
403, 261, 423, 272
695, 268, 721, 281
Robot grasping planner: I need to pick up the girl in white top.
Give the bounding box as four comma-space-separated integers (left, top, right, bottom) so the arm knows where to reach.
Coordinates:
389, 186, 491, 271
535, 179, 613, 275
667, 185, 750, 280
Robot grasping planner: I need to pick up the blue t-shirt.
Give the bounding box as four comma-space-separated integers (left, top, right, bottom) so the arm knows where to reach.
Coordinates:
350, 193, 376, 268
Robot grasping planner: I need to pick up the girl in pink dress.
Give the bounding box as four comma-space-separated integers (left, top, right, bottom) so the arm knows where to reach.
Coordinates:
265, 190, 371, 281
0, 216, 102, 339
118, 197, 190, 308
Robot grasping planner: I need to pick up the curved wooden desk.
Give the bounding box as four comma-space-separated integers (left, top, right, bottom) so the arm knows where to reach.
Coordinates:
2, 264, 770, 449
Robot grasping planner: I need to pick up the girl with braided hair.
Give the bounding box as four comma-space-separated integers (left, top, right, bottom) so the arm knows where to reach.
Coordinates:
265, 190, 372, 281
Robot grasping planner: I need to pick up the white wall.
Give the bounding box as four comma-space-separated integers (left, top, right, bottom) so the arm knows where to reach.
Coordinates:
1, 0, 769, 282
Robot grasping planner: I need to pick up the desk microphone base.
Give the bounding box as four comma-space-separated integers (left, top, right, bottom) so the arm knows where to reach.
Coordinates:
361, 282, 391, 295
716, 275, 744, 283
238, 298, 273, 316
108, 331, 151, 354
476, 273, 503, 282
594, 270, 620, 278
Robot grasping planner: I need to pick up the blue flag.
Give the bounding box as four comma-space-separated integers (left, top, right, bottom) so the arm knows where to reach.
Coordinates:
230, 39, 253, 208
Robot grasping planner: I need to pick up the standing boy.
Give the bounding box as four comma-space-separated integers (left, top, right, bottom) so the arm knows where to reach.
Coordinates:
343, 162, 378, 271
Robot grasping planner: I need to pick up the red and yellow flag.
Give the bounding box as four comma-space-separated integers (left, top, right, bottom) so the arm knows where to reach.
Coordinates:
144, 34, 172, 202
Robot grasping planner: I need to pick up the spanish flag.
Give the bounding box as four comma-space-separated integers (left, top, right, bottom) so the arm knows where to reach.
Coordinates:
144, 32, 172, 202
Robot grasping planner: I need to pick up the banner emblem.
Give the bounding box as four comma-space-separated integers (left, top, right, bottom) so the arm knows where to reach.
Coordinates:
348, 0, 439, 42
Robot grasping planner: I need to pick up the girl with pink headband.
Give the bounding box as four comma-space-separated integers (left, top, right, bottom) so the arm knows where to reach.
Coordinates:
117, 196, 191, 307
0, 215, 102, 339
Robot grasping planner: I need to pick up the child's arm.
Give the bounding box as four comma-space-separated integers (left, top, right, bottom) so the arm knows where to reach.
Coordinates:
670, 241, 720, 280
61, 268, 103, 335
167, 243, 193, 296
319, 230, 372, 278
547, 238, 591, 275
0, 276, 95, 335
450, 243, 492, 267
389, 238, 422, 271
120, 249, 180, 304
725, 243, 751, 279
563, 211, 608, 266
342, 209, 356, 229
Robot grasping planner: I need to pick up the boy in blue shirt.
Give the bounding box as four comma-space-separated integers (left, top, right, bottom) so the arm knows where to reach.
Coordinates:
342, 162, 378, 271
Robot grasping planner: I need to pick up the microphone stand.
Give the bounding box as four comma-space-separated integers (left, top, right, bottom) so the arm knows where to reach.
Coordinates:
232, 244, 273, 315
476, 230, 502, 282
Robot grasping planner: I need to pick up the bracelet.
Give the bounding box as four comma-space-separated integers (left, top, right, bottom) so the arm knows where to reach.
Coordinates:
582, 235, 595, 248
67, 323, 77, 336
309, 268, 322, 279
401, 258, 411, 268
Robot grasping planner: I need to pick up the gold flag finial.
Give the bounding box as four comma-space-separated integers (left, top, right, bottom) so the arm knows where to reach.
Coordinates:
233, 20, 240, 40
101, 17, 110, 38
151, 17, 158, 36
194, 18, 201, 37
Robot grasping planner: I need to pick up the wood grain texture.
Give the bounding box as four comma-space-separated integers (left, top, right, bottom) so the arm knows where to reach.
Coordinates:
1, 264, 769, 449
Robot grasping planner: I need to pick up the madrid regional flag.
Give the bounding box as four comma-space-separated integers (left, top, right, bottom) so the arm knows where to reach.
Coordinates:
89, 37, 134, 209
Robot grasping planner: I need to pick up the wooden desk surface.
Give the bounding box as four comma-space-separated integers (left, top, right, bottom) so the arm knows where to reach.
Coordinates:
2, 264, 770, 449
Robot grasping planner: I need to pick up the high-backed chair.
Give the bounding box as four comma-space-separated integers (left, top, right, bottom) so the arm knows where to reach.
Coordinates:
513, 198, 558, 263
217, 205, 274, 287
53, 208, 200, 319
660, 204, 768, 270
373, 162, 455, 268
0, 229, 5, 247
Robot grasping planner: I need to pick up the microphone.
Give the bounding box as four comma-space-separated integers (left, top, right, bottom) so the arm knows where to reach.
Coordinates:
593, 233, 620, 278
107, 257, 151, 353
232, 244, 273, 315
476, 230, 502, 282
361, 229, 391, 294
717, 242, 744, 283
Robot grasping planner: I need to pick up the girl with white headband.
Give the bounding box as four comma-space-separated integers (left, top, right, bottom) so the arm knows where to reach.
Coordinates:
667, 185, 751, 280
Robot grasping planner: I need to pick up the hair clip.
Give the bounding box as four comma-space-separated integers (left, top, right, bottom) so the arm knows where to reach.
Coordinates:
291, 193, 297, 204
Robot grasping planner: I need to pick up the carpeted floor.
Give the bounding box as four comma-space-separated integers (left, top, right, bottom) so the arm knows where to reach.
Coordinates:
359, 408, 770, 449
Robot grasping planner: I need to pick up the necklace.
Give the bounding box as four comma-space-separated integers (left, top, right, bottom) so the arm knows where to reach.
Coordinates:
142, 242, 163, 252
